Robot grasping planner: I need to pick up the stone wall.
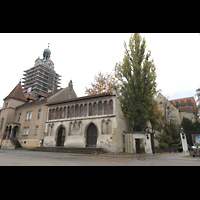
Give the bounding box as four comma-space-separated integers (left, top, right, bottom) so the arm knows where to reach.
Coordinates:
44, 92, 133, 153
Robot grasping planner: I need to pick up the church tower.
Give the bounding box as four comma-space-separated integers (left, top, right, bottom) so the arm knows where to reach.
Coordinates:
22, 45, 61, 95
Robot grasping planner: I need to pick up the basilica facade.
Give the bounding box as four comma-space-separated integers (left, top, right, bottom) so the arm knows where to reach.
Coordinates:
43, 82, 133, 152
0, 79, 133, 152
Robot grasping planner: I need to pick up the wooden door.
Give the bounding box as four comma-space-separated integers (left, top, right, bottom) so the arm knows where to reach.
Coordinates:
86, 123, 97, 147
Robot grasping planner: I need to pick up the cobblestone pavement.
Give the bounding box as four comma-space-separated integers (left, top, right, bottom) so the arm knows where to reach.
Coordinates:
0, 149, 200, 166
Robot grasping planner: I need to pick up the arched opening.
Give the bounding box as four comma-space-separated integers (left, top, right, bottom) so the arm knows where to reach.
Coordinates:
86, 123, 98, 147
3, 126, 8, 139
56, 126, 66, 146
109, 100, 113, 114
98, 101, 103, 115
13, 126, 19, 138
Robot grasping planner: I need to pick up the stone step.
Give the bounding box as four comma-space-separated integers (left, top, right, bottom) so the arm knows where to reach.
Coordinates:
30, 147, 107, 154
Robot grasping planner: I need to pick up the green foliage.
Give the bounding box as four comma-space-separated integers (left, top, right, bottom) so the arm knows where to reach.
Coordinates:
155, 122, 180, 148
155, 132, 173, 148
194, 143, 200, 146
163, 122, 180, 145
181, 117, 200, 134
115, 33, 157, 131
181, 117, 196, 132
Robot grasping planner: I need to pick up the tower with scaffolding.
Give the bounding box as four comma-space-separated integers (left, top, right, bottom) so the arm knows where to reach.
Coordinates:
22, 44, 61, 95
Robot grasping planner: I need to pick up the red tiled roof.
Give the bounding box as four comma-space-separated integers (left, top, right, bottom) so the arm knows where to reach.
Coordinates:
39, 93, 48, 98
4, 82, 27, 102
169, 97, 197, 112
24, 93, 37, 101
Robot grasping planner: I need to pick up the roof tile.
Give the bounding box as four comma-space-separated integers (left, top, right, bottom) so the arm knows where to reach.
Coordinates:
4, 82, 27, 102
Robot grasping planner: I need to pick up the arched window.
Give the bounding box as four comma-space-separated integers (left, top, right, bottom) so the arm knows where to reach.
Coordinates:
51, 109, 55, 120
67, 106, 70, 118
49, 109, 52, 120
98, 101, 103, 115
80, 104, 84, 117
70, 106, 74, 118
104, 101, 109, 115
63, 107, 66, 118
93, 102, 97, 116
59, 107, 63, 119
89, 103, 93, 116
75, 104, 79, 117
109, 100, 113, 114
56, 108, 59, 119
59, 107, 65, 119
83, 104, 87, 116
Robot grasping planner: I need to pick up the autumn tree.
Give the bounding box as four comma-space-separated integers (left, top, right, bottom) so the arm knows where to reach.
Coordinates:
115, 33, 157, 131
85, 72, 118, 95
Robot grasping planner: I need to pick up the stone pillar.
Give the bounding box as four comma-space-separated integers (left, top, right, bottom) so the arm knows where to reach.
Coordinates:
180, 132, 189, 156
145, 133, 153, 154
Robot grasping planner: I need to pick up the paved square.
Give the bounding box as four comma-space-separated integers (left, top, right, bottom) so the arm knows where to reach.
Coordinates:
0, 149, 200, 166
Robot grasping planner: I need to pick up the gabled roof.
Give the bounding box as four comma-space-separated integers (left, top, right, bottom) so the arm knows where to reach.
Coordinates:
47, 83, 77, 104
4, 82, 27, 102
46, 92, 115, 106
169, 97, 197, 112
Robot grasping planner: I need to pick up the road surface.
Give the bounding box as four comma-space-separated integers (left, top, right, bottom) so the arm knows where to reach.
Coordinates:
0, 149, 200, 166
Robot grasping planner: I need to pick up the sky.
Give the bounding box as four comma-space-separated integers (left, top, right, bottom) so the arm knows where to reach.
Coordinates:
0, 33, 200, 108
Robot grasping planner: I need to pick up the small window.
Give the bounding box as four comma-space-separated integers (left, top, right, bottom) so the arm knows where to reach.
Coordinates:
23, 127, 29, 135
37, 109, 42, 119
25, 112, 29, 120
26, 127, 29, 135
34, 126, 39, 135
29, 111, 32, 120
5, 103, 8, 108
18, 113, 21, 122
23, 127, 26, 135
25, 111, 32, 120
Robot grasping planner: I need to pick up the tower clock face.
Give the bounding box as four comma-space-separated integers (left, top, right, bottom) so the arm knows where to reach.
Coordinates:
47, 60, 54, 68
48, 62, 52, 68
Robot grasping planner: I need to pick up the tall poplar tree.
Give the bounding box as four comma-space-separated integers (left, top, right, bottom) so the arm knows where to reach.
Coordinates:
115, 33, 157, 131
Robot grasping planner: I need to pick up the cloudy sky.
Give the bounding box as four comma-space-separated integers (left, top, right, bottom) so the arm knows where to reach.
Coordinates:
0, 33, 200, 107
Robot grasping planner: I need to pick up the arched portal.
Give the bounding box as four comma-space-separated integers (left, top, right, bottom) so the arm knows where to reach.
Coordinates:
86, 123, 98, 147
13, 126, 19, 138
56, 126, 66, 146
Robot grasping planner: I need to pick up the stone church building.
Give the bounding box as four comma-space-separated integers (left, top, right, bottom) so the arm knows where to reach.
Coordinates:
0, 46, 133, 153
0, 79, 133, 152
44, 81, 133, 152
0, 46, 198, 153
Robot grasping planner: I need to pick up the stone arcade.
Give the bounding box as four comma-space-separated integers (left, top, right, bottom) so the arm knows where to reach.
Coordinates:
43, 82, 133, 153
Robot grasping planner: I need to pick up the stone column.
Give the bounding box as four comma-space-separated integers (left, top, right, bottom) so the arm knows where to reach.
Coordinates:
145, 133, 153, 154
180, 132, 189, 156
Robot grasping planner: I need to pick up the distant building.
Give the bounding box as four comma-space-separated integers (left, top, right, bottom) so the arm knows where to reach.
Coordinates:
0, 81, 50, 148
22, 45, 61, 95
170, 97, 198, 123
156, 93, 198, 125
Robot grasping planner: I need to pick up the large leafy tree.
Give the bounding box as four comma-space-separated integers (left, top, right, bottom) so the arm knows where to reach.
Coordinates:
115, 33, 157, 131
85, 72, 118, 95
